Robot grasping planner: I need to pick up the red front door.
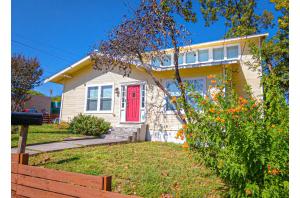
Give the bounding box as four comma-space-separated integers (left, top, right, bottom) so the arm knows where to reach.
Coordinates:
126, 85, 140, 122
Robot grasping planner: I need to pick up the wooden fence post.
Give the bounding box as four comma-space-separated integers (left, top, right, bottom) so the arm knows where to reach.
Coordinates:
103, 176, 112, 191
17, 125, 29, 154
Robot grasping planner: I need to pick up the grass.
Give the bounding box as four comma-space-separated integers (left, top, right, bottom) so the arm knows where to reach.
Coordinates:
11, 124, 83, 147
30, 142, 227, 197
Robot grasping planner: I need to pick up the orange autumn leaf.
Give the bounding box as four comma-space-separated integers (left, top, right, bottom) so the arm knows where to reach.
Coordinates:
182, 141, 189, 149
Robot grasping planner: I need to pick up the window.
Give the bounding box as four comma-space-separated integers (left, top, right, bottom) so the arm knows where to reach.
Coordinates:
86, 84, 113, 112
186, 79, 206, 109
178, 53, 184, 65
198, 49, 209, 62
213, 47, 224, 61
100, 85, 113, 111
152, 57, 160, 67
186, 51, 196, 64
165, 78, 206, 111
86, 87, 98, 111
141, 84, 145, 108
226, 45, 239, 59
165, 81, 180, 111
121, 86, 126, 108
162, 55, 172, 67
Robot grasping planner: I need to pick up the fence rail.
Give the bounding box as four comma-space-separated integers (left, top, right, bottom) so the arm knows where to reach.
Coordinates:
11, 153, 136, 198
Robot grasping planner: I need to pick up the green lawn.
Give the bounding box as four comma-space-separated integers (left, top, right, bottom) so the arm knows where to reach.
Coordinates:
30, 142, 227, 197
11, 124, 83, 147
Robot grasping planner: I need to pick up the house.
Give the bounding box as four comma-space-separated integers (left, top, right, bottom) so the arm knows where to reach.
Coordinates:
24, 95, 51, 113
45, 33, 267, 143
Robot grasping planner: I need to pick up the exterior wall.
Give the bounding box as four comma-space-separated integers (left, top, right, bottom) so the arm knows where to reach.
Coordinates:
24, 95, 51, 113
60, 37, 263, 143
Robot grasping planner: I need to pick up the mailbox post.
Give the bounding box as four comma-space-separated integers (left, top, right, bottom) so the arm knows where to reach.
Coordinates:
11, 112, 43, 153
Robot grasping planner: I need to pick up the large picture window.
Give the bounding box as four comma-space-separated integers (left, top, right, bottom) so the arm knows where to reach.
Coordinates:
85, 84, 113, 112
165, 78, 206, 112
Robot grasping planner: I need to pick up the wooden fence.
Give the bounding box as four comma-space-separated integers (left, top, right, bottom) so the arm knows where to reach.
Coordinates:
11, 153, 136, 198
42, 113, 59, 124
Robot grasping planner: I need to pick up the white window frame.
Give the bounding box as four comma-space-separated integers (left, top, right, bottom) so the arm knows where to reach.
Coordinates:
197, 48, 210, 63
150, 43, 241, 68
164, 77, 207, 114
212, 46, 225, 61
225, 44, 240, 60
84, 83, 114, 114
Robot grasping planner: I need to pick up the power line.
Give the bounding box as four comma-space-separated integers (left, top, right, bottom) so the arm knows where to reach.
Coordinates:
13, 33, 82, 58
12, 39, 73, 63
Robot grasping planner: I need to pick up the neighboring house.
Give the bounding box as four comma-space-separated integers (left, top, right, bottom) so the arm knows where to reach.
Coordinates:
45, 33, 267, 143
24, 95, 51, 113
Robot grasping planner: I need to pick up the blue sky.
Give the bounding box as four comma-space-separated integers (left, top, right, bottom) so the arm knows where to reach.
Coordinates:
12, 0, 279, 97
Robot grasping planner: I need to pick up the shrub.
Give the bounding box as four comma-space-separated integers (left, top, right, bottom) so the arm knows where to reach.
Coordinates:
176, 74, 288, 197
68, 114, 111, 136
54, 121, 69, 129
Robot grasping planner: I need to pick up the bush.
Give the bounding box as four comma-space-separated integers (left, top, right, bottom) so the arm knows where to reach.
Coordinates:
54, 121, 69, 129
176, 74, 288, 197
68, 114, 111, 136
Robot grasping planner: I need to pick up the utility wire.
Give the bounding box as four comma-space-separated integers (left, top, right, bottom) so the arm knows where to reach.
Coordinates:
12, 39, 73, 63
13, 33, 82, 58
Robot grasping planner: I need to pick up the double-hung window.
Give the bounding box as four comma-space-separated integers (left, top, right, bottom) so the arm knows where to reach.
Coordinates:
85, 84, 113, 113
86, 87, 99, 111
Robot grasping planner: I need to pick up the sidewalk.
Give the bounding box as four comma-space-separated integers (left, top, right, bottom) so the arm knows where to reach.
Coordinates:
11, 137, 128, 155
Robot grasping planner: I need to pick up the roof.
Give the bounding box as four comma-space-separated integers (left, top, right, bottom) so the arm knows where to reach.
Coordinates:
45, 33, 268, 84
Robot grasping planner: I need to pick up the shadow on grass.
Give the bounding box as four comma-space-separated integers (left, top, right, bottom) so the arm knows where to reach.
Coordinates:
30, 131, 73, 135
56, 157, 80, 164
33, 156, 80, 166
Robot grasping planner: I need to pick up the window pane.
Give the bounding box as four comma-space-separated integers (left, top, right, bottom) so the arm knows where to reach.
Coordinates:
227, 46, 239, 59
166, 97, 177, 111
101, 85, 112, 98
186, 79, 205, 94
87, 99, 97, 111
87, 87, 98, 99
186, 51, 196, 63
178, 54, 184, 64
152, 57, 160, 67
166, 81, 180, 96
141, 84, 145, 108
162, 55, 171, 66
198, 49, 209, 62
100, 85, 112, 111
100, 98, 112, 111
213, 48, 224, 60
86, 87, 98, 111
121, 86, 125, 108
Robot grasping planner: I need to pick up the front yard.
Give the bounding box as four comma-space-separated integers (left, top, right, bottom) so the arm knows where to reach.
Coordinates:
11, 124, 83, 147
30, 142, 227, 197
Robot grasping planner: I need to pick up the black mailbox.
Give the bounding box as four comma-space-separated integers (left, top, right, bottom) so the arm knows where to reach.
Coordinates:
11, 112, 43, 125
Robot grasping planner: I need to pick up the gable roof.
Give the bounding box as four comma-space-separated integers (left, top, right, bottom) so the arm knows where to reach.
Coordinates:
45, 33, 268, 84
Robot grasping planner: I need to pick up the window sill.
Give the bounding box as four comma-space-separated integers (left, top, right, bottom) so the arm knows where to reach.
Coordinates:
84, 111, 114, 114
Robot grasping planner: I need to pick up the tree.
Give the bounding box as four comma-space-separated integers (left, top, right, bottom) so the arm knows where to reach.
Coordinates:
27, 90, 45, 96
198, 0, 289, 95
11, 54, 43, 112
91, 0, 196, 124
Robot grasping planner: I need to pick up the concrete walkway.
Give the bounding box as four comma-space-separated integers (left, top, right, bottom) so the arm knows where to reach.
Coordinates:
11, 137, 128, 155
